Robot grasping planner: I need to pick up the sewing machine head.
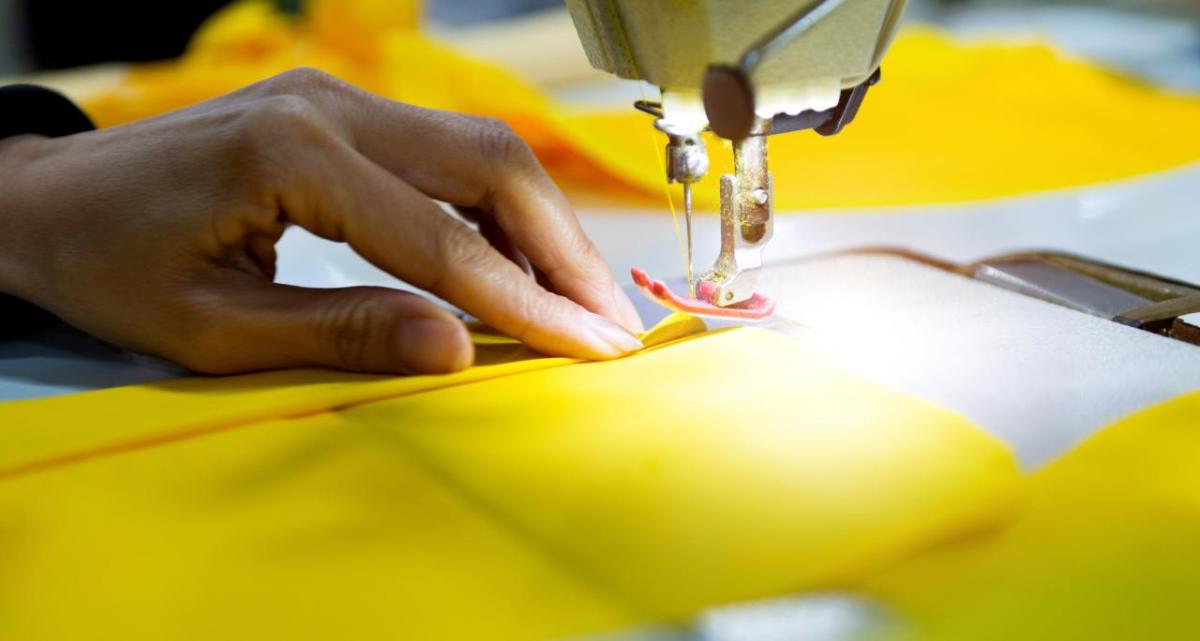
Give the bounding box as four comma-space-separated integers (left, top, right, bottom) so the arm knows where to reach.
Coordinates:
567, 0, 907, 318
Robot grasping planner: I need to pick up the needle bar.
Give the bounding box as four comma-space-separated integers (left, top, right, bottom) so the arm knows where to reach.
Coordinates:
684, 182, 695, 298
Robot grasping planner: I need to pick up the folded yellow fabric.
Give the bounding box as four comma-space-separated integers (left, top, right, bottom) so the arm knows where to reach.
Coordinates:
0, 314, 702, 479
859, 391, 1200, 641
0, 321, 1019, 639
82, 0, 1200, 210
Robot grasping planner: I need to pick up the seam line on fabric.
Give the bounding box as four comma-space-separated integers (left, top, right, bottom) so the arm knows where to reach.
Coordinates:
0, 330, 715, 482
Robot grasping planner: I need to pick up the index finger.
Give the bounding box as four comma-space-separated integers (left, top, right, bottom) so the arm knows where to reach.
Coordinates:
274, 70, 643, 333
273, 129, 643, 361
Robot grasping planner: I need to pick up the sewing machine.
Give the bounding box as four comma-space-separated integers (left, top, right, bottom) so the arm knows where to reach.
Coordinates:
566, 0, 907, 317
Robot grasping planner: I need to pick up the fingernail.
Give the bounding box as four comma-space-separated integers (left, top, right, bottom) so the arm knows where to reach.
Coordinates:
396, 317, 473, 373
582, 311, 643, 357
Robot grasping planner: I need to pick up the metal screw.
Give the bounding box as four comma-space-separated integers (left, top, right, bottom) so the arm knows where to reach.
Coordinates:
752, 188, 769, 206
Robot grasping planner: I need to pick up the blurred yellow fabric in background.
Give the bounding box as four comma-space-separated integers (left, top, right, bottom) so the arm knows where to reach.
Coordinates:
83, 0, 1200, 210
0, 319, 1020, 639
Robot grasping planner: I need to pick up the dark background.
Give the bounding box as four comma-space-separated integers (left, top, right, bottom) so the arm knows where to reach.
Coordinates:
0, 0, 1196, 89
0, 0, 563, 73
22, 0, 236, 70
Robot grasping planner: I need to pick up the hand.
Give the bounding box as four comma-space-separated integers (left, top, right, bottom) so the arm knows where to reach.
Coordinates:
0, 69, 644, 375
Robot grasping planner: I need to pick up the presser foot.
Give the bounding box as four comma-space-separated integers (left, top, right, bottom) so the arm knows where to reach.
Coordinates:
631, 267, 775, 321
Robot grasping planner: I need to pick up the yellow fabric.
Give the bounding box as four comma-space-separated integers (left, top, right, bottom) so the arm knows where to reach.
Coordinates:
337, 328, 1019, 617
859, 391, 1200, 641
0, 314, 702, 478
82, 0, 1200, 210
0, 412, 641, 641
0, 319, 1019, 639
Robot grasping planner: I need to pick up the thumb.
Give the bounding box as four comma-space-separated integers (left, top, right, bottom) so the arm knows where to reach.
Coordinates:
183, 279, 473, 375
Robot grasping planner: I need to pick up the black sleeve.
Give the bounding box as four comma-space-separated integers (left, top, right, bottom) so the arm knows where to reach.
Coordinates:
0, 84, 97, 337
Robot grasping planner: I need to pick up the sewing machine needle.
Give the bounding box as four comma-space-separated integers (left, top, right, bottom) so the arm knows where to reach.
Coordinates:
684, 182, 695, 298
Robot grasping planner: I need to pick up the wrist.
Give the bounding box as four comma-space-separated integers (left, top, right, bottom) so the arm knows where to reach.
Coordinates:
0, 85, 97, 304
0, 134, 53, 301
